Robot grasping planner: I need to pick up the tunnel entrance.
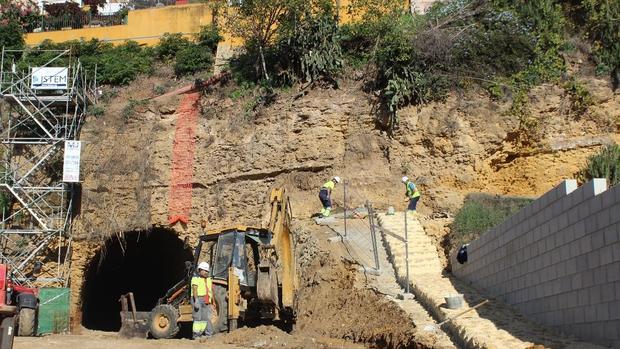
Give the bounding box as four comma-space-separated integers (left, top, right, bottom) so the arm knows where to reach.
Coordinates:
81, 229, 193, 331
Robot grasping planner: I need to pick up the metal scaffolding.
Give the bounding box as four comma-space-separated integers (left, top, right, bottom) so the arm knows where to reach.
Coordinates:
0, 47, 96, 287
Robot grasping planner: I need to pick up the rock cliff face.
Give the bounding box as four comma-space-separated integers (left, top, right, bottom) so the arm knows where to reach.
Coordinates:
74, 76, 619, 241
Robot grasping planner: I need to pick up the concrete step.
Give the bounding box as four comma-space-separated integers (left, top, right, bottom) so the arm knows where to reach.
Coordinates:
384, 236, 434, 244
392, 255, 442, 264
393, 261, 443, 270
382, 226, 425, 233
390, 248, 437, 255
407, 261, 443, 268
410, 260, 442, 266
391, 250, 440, 258
389, 246, 437, 253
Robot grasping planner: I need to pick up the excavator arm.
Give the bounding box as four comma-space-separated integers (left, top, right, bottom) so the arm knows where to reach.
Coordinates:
268, 188, 297, 310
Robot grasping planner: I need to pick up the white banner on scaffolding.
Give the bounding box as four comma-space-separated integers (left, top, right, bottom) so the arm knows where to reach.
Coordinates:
63, 141, 81, 183
31, 67, 68, 90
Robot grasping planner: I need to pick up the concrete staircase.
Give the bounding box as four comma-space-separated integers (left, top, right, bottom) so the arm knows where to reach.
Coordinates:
377, 212, 602, 349
380, 213, 443, 275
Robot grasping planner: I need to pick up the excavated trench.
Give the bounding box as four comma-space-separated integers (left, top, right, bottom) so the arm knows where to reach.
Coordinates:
81, 229, 193, 331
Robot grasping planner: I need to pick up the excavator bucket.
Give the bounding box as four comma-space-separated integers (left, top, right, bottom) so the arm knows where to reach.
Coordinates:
118, 293, 150, 338
268, 188, 297, 309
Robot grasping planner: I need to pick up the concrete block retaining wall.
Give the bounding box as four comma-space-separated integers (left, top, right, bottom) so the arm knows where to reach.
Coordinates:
452, 179, 620, 348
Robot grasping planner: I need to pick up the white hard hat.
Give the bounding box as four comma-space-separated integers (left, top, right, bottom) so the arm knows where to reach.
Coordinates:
333, 176, 341, 183
198, 262, 210, 271
402, 176, 408, 183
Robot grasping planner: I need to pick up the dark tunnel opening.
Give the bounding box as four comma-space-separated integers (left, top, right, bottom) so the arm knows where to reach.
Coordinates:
81, 229, 193, 332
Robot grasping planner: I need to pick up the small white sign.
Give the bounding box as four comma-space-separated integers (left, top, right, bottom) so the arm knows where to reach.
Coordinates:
31, 67, 68, 90
63, 141, 81, 183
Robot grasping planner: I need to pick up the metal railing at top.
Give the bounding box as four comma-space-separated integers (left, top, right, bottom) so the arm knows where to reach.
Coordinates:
24, 12, 127, 33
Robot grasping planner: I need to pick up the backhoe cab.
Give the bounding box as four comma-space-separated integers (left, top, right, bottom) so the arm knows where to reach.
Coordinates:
119, 188, 297, 339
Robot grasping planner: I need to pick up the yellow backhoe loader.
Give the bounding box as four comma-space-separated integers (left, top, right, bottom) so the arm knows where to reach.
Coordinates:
119, 188, 297, 339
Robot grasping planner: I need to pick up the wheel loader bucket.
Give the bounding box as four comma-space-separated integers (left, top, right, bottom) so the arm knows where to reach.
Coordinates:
118, 293, 150, 338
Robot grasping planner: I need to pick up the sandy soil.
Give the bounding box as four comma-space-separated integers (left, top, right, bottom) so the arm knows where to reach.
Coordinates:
15, 327, 367, 349
14, 331, 244, 349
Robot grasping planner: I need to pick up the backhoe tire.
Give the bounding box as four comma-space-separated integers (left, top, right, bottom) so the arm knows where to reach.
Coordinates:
212, 285, 228, 333
0, 316, 16, 349
17, 308, 36, 336
149, 304, 179, 339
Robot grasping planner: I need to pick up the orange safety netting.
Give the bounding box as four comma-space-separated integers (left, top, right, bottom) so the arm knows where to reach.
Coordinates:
167, 92, 200, 225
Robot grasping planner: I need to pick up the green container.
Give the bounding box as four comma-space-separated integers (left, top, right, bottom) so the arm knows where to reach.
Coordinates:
37, 288, 70, 334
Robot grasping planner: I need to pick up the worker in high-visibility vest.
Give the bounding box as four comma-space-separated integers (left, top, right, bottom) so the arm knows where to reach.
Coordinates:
402, 176, 421, 212
191, 262, 214, 340
318, 176, 341, 217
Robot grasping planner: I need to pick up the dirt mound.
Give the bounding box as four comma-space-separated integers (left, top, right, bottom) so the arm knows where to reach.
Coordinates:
292, 221, 434, 349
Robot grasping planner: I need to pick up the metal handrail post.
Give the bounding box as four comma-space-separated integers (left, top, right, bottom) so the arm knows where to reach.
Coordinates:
343, 180, 347, 238
368, 203, 380, 271
404, 209, 410, 294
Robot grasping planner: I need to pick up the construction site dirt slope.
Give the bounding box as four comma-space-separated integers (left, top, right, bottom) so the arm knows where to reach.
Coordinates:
67, 65, 619, 339
292, 220, 437, 348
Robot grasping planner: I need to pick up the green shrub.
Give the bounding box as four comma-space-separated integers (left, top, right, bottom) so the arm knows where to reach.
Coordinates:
507, 89, 542, 146
369, 12, 448, 130
155, 33, 191, 60
229, 80, 255, 100
173, 45, 214, 76
195, 25, 223, 53
451, 193, 533, 248
581, 0, 620, 86
13, 39, 153, 86
564, 78, 594, 116
98, 41, 153, 85
578, 143, 620, 186
121, 98, 149, 121
89, 105, 106, 118
153, 85, 167, 95
13, 40, 71, 72
343, 0, 568, 134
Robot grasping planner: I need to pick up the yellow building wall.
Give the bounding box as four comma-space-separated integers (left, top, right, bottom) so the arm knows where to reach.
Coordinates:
25, 3, 216, 46
25, 1, 432, 47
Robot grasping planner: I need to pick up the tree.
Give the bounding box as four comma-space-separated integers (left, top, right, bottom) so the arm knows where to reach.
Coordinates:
581, 0, 620, 89
0, 0, 39, 30
223, 0, 336, 83
0, 21, 24, 50
44, 2, 82, 17
84, 0, 106, 16
224, 0, 295, 81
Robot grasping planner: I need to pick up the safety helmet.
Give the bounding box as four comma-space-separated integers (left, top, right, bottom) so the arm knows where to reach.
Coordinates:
401, 176, 408, 183
198, 262, 210, 271
333, 176, 341, 183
